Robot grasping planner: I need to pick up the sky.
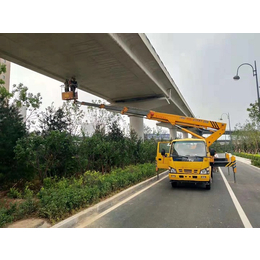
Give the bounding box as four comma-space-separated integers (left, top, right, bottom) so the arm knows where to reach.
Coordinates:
146, 33, 260, 130
9, 33, 260, 133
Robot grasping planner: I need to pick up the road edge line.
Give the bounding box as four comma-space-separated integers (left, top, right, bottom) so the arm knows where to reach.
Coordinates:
79, 174, 168, 228
235, 156, 260, 171
219, 168, 252, 228
52, 170, 169, 228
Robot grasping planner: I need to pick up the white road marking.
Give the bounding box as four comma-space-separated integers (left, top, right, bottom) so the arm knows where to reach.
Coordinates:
79, 175, 169, 228
219, 168, 252, 228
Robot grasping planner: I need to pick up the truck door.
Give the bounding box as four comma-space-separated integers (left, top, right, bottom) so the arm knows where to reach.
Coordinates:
156, 142, 171, 169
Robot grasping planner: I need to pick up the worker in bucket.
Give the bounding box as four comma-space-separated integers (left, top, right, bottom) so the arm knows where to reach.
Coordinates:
69, 76, 78, 97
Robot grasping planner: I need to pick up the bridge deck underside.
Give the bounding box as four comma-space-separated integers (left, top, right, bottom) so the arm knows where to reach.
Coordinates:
0, 33, 193, 116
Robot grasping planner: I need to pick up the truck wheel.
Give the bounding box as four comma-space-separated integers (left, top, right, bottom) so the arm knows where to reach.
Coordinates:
205, 182, 211, 190
171, 182, 177, 188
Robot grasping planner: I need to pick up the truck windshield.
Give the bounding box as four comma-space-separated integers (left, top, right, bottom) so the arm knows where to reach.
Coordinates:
171, 141, 206, 157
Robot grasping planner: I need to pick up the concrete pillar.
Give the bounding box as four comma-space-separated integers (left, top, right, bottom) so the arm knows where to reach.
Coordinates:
182, 132, 188, 139
170, 127, 177, 139
129, 116, 144, 140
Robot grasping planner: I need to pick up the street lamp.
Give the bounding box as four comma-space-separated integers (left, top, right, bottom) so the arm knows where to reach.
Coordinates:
220, 112, 232, 152
233, 61, 260, 112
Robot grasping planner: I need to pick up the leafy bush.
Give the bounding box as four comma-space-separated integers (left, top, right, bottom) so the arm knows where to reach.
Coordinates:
37, 186, 94, 221
14, 199, 38, 220
1, 163, 158, 226
233, 152, 260, 160
234, 152, 260, 168
23, 186, 34, 199
7, 188, 22, 199
0, 198, 38, 227
37, 163, 156, 222
0, 203, 16, 228
252, 158, 260, 167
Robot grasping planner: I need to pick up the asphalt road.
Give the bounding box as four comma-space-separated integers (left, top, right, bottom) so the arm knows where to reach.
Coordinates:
86, 160, 260, 228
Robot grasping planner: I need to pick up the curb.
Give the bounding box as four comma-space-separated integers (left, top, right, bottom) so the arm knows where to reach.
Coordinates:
235, 156, 251, 164
52, 170, 169, 228
235, 156, 260, 171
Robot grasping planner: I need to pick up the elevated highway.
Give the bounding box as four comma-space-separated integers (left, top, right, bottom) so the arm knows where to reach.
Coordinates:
0, 33, 194, 138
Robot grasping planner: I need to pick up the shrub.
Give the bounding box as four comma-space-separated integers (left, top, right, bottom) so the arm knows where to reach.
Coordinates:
234, 152, 260, 168
37, 163, 156, 222
23, 186, 34, 199
38, 186, 93, 221
7, 188, 22, 199
0, 203, 16, 228
1, 163, 158, 225
0, 198, 38, 227
14, 198, 38, 219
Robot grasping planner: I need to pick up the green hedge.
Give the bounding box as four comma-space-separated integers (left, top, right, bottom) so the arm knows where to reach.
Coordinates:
233, 152, 260, 167
0, 163, 158, 226
38, 163, 157, 222
0, 198, 38, 228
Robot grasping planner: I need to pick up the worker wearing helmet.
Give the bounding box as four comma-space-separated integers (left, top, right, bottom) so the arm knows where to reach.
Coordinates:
69, 76, 78, 97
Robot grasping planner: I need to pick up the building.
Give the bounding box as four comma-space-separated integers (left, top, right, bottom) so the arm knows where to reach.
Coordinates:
0, 58, 11, 91
0, 58, 27, 122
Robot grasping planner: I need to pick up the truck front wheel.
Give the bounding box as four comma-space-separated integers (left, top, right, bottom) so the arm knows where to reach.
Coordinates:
205, 181, 211, 190
171, 182, 177, 188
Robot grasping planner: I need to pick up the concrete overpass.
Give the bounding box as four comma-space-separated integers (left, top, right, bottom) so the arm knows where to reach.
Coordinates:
0, 33, 194, 138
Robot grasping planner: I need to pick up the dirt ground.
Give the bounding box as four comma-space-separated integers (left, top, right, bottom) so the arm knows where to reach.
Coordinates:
7, 218, 51, 228
0, 191, 51, 228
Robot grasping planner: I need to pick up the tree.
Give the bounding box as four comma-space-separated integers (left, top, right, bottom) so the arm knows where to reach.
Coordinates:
231, 101, 260, 154
38, 103, 70, 134
11, 83, 42, 130
0, 88, 27, 184
247, 101, 260, 126
0, 78, 43, 184
0, 85, 13, 106
154, 126, 169, 135
37, 101, 85, 135
62, 101, 86, 135
85, 100, 126, 135
0, 63, 6, 86
0, 64, 10, 106
15, 131, 79, 182
144, 124, 153, 135
232, 120, 260, 154
0, 65, 28, 184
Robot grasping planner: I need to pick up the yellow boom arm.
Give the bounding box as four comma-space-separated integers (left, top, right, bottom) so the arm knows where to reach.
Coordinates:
75, 101, 226, 147
145, 110, 226, 147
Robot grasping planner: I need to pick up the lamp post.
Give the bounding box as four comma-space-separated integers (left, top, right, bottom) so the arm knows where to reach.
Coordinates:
233, 61, 260, 112
220, 113, 232, 152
